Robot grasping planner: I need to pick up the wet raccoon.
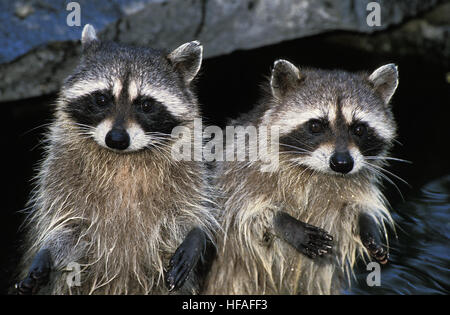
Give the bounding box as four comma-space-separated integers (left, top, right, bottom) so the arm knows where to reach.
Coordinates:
204, 60, 398, 294
16, 25, 218, 295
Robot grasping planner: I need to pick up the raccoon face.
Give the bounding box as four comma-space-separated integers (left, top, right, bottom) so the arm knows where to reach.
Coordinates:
266, 60, 398, 175
60, 25, 202, 152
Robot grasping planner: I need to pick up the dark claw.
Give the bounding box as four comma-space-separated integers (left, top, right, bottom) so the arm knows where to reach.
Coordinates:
166, 253, 193, 291
301, 225, 334, 258
308, 226, 334, 243
16, 248, 52, 295
359, 213, 389, 265
362, 236, 389, 264
304, 247, 317, 259
274, 212, 334, 260
168, 249, 184, 268
365, 238, 389, 264
165, 228, 206, 292
16, 278, 34, 295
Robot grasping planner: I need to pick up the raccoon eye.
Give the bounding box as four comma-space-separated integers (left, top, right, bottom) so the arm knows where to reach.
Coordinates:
93, 94, 109, 107
353, 124, 367, 137
308, 120, 324, 134
139, 99, 152, 113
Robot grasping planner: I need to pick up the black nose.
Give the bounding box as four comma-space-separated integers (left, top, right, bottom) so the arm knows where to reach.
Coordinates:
330, 151, 354, 174
105, 128, 130, 150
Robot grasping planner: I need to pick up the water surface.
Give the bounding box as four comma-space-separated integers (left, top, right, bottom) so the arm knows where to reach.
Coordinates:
349, 175, 450, 294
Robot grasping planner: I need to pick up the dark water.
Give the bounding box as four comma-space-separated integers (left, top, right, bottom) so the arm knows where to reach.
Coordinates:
349, 175, 450, 294
1, 31, 449, 294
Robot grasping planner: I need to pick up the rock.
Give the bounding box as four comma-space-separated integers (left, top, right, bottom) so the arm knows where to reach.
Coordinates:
323, 2, 450, 68
0, 0, 443, 102
14, 3, 35, 19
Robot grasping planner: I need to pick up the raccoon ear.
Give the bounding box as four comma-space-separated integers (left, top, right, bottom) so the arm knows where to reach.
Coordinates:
81, 24, 98, 49
167, 41, 203, 84
368, 64, 399, 105
270, 59, 303, 99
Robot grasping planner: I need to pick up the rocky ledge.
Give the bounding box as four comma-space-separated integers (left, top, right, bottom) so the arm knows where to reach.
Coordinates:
0, 0, 445, 102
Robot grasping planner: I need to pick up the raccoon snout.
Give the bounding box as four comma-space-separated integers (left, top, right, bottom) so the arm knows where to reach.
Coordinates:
105, 128, 130, 151
330, 151, 354, 174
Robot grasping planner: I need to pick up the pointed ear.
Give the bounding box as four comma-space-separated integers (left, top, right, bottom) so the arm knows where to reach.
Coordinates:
270, 59, 303, 99
81, 24, 98, 50
368, 64, 399, 105
167, 41, 203, 84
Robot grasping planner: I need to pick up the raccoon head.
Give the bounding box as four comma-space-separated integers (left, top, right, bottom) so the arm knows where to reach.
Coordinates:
60, 24, 202, 152
265, 59, 398, 175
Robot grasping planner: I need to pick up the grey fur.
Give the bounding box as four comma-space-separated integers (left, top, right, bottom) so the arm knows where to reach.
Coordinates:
368, 64, 399, 105
18, 26, 218, 294
81, 24, 98, 47
167, 41, 203, 84
204, 62, 398, 294
270, 59, 302, 99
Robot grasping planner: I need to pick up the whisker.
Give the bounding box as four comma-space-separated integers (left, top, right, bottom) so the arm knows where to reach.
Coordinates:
393, 139, 403, 146
144, 132, 172, 137
279, 151, 309, 155
21, 122, 53, 137
362, 161, 405, 200
284, 135, 315, 150
365, 156, 412, 164
148, 136, 173, 142
279, 143, 312, 153
71, 122, 95, 130
366, 162, 410, 187
29, 138, 47, 152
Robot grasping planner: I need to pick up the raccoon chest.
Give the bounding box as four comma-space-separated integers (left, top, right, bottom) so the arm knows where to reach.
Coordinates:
281, 191, 353, 240
285, 186, 351, 216
53, 163, 167, 234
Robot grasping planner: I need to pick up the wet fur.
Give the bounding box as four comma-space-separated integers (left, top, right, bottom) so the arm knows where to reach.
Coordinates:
18, 28, 217, 294
20, 111, 217, 294
204, 66, 396, 294
205, 160, 390, 294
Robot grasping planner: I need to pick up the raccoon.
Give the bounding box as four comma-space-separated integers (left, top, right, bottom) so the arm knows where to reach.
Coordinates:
204, 60, 398, 294
15, 25, 218, 295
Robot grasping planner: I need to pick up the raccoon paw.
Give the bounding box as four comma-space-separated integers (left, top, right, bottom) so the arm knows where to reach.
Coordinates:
363, 237, 389, 264
165, 228, 206, 292
274, 212, 333, 259
16, 249, 52, 295
300, 224, 334, 259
